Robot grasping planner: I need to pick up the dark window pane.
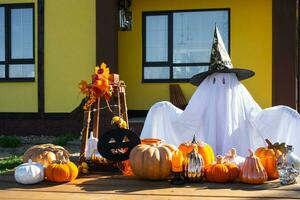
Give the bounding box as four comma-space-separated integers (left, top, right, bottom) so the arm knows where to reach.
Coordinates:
0, 65, 4, 77
11, 8, 33, 59
9, 64, 34, 78
173, 11, 228, 63
146, 15, 168, 62
173, 66, 208, 79
0, 7, 4, 61
144, 66, 170, 79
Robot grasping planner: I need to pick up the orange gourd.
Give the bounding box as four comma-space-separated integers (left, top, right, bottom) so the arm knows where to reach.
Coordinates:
178, 135, 214, 166
239, 149, 268, 184
45, 153, 78, 182
205, 155, 239, 183
255, 139, 284, 179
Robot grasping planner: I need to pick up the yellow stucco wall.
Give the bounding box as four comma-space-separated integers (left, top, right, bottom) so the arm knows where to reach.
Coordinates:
0, 0, 96, 113
118, 0, 272, 110
44, 0, 95, 112
0, 0, 38, 112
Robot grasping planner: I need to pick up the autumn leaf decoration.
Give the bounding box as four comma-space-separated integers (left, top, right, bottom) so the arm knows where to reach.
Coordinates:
79, 62, 113, 110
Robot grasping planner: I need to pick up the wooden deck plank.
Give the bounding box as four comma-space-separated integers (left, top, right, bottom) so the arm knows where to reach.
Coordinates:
0, 172, 300, 199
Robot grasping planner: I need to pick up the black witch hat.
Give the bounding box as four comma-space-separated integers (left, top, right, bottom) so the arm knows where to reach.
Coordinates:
190, 26, 255, 86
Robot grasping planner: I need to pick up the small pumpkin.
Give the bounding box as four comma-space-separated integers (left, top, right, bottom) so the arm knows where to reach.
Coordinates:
23, 144, 70, 167
205, 155, 239, 183
129, 138, 177, 180
239, 149, 268, 184
14, 159, 44, 184
224, 148, 245, 169
255, 139, 284, 179
178, 135, 214, 166
45, 153, 78, 182
184, 149, 205, 182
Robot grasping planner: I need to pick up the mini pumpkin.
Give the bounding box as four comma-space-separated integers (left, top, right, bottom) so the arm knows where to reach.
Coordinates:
23, 144, 70, 167
239, 149, 268, 184
129, 139, 177, 180
178, 135, 214, 166
14, 159, 44, 185
255, 139, 284, 179
205, 155, 239, 183
45, 153, 78, 182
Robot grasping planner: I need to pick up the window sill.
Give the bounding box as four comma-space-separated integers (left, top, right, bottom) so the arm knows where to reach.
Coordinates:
0, 78, 35, 82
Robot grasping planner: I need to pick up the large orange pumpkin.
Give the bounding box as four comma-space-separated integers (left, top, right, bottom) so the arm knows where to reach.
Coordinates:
45, 153, 78, 182
129, 139, 177, 180
239, 149, 268, 184
255, 139, 284, 179
205, 155, 239, 183
178, 136, 214, 166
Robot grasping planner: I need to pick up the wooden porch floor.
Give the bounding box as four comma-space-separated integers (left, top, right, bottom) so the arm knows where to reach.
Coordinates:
0, 172, 299, 200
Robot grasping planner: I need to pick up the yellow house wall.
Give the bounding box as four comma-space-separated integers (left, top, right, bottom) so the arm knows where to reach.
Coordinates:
0, 0, 38, 112
0, 0, 96, 113
118, 0, 272, 110
44, 0, 95, 112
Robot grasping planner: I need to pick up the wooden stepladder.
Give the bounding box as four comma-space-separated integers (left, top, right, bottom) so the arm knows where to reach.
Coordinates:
79, 74, 129, 166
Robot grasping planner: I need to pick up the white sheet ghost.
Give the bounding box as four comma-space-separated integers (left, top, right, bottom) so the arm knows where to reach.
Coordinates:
141, 27, 300, 157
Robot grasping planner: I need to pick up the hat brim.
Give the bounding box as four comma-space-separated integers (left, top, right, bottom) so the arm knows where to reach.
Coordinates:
190, 68, 255, 86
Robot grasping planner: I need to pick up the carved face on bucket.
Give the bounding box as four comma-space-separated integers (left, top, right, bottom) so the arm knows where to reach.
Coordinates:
98, 128, 140, 161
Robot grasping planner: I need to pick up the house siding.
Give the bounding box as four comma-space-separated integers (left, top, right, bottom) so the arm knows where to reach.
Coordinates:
118, 0, 272, 110
0, 0, 96, 113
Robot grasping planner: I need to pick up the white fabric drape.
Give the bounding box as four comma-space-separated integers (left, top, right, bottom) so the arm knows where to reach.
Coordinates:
141, 73, 300, 156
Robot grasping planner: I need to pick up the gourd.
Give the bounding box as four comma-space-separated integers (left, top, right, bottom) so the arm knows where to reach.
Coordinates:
205, 155, 239, 183
45, 153, 78, 182
255, 139, 284, 179
184, 149, 205, 182
239, 149, 268, 184
129, 139, 177, 180
23, 144, 70, 167
178, 135, 214, 166
14, 159, 44, 184
224, 148, 245, 169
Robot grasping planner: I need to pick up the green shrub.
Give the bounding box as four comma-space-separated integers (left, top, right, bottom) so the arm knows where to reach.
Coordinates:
0, 135, 21, 148
52, 132, 78, 146
0, 155, 22, 174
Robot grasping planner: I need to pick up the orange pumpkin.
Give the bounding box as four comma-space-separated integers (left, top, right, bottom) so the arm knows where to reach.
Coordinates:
178, 136, 214, 166
129, 139, 177, 180
255, 139, 284, 179
205, 155, 239, 183
45, 153, 78, 182
239, 149, 268, 184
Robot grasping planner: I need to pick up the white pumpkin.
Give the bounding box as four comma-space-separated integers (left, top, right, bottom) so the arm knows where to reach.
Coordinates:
224, 148, 245, 169
14, 159, 44, 184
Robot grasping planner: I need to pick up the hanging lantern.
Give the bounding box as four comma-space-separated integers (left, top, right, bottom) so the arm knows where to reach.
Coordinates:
119, 0, 132, 31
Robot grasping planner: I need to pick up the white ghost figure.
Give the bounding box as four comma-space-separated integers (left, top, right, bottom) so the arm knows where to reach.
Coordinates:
85, 132, 99, 159
141, 26, 300, 157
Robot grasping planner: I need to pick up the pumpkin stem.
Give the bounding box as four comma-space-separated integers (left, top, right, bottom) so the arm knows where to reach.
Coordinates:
229, 148, 237, 158
216, 155, 224, 164
265, 139, 273, 148
248, 149, 254, 157
192, 135, 196, 144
